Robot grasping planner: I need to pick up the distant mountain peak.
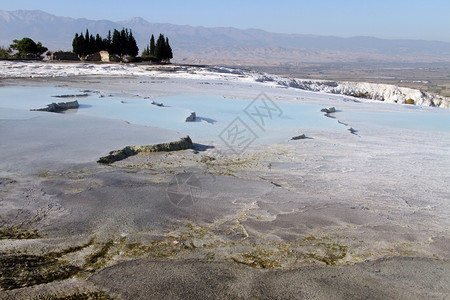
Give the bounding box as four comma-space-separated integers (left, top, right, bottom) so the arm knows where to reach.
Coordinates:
0, 9, 67, 24
122, 16, 148, 24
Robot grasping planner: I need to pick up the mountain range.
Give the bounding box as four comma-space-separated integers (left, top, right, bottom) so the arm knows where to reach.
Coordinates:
1, 10, 450, 65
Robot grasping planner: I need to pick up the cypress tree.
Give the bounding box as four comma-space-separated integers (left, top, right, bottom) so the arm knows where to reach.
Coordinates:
149, 34, 155, 57
104, 30, 112, 52
120, 28, 126, 58
77, 32, 86, 57
111, 29, 120, 57
71, 27, 143, 60
72, 33, 79, 56
89, 34, 95, 54
165, 37, 173, 62
127, 29, 139, 57
85, 29, 90, 54
95, 33, 104, 52
155, 34, 166, 61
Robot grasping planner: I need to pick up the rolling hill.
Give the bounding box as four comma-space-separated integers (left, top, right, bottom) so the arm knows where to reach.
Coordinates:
1, 10, 450, 65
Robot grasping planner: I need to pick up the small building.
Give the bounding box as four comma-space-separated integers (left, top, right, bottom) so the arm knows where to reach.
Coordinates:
50, 51, 80, 61
85, 51, 110, 62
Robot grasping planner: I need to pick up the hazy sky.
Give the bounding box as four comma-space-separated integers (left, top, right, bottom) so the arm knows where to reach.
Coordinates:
3, 0, 450, 42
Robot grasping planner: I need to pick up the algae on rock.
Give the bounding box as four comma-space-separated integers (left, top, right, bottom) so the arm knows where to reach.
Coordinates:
97, 136, 194, 164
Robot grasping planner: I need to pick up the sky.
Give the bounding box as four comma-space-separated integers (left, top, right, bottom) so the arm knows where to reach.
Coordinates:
2, 0, 450, 42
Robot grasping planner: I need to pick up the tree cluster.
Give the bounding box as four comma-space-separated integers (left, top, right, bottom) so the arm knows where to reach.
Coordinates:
72, 28, 138, 59
0, 46, 11, 59
9, 37, 48, 59
142, 34, 173, 62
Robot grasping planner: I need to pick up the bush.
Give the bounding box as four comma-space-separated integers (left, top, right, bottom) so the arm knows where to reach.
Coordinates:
109, 55, 120, 62
141, 55, 160, 62
0, 46, 11, 59
127, 56, 142, 63
405, 98, 415, 105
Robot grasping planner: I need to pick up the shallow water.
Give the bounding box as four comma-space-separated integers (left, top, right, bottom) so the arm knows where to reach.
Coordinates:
152, 94, 344, 143
337, 108, 450, 132
0, 85, 78, 111
0, 86, 342, 143
1, 85, 449, 145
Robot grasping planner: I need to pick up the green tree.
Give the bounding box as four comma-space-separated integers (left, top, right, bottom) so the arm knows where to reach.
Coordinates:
127, 29, 139, 57
141, 45, 150, 57
104, 30, 112, 52
165, 37, 173, 62
95, 33, 104, 52
72, 33, 80, 56
120, 28, 127, 57
84, 29, 92, 54
149, 34, 155, 57
35, 42, 48, 58
0, 46, 11, 59
72, 27, 139, 61
89, 34, 96, 54
111, 29, 121, 57
10, 37, 47, 59
143, 33, 173, 62
154, 34, 166, 61
72, 32, 86, 57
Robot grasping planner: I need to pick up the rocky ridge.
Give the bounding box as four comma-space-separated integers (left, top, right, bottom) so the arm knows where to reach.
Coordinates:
256, 74, 450, 108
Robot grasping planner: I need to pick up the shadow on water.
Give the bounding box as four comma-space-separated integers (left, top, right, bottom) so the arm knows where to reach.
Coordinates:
61, 104, 92, 114
193, 143, 215, 152
195, 117, 216, 124
60, 108, 78, 114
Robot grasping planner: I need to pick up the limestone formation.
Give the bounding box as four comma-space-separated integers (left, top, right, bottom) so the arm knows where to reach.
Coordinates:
85, 51, 110, 62
97, 136, 194, 164
348, 127, 358, 134
31, 100, 79, 112
53, 94, 88, 98
320, 107, 336, 114
185, 112, 197, 122
291, 134, 306, 140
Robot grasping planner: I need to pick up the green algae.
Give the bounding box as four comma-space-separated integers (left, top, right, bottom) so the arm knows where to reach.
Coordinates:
230, 237, 349, 268
32, 291, 118, 300
118, 216, 349, 269
0, 225, 41, 239
37, 170, 52, 178
126, 238, 184, 258
293, 235, 349, 265
97, 136, 193, 164
0, 238, 94, 290
0, 253, 82, 290
303, 243, 348, 265
0, 236, 132, 291
232, 247, 282, 269
84, 240, 114, 266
